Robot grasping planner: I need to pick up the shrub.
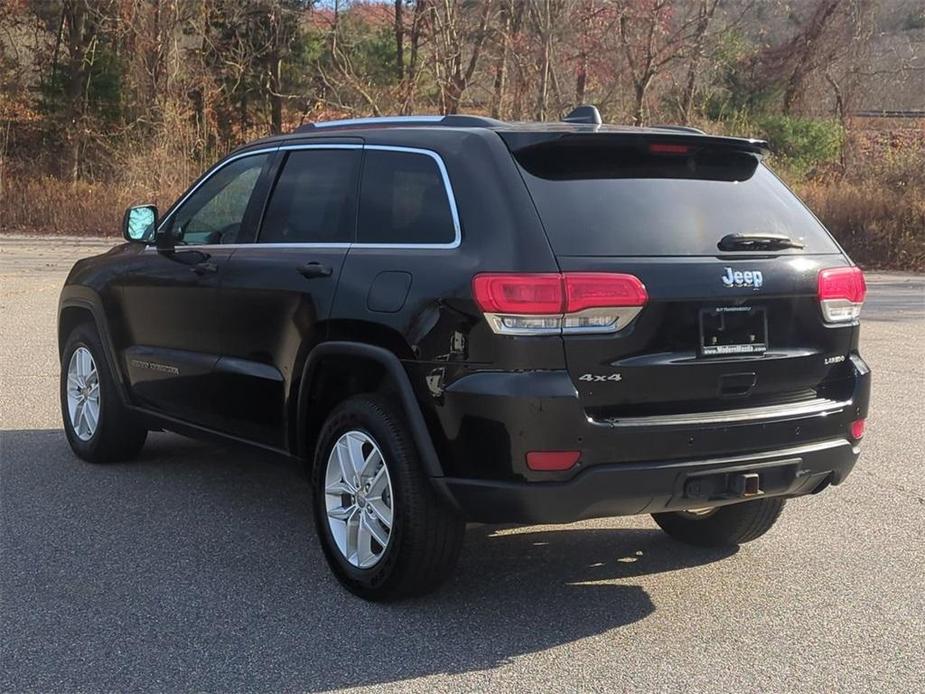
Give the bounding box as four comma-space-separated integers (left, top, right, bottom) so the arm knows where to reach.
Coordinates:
757, 116, 844, 176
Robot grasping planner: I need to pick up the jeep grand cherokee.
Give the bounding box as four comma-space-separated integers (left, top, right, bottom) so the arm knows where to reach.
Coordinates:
58, 107, 870, 600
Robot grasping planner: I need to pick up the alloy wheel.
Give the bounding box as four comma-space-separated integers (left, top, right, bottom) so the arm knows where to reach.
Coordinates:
324, 430, 394, 569
66, 346, 100, 441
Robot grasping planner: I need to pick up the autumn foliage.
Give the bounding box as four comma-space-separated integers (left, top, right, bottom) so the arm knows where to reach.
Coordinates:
0, 1, 922, 270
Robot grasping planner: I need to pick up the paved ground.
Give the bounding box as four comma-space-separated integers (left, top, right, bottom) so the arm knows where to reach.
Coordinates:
1, 235, 923, 693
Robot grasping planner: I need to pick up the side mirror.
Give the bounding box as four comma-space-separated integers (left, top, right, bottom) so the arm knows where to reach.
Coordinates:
122, 205, 157, 243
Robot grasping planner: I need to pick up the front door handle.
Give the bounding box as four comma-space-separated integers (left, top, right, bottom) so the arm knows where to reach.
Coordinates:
297, 262, 333, 279
191, 261, 218, 275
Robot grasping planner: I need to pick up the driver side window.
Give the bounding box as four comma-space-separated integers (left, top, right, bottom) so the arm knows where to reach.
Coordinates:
165, 153, 269, 245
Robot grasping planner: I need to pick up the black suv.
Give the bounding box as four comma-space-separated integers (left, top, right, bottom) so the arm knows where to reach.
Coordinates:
59, 109, 870, 600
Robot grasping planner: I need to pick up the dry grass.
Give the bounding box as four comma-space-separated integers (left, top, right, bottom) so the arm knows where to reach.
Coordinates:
793, 126, 925, 272
796, 180, 925, 272
0, 176, 183, 236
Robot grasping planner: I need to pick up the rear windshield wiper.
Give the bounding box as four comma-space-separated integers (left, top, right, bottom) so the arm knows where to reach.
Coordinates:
718, 233, 805, 251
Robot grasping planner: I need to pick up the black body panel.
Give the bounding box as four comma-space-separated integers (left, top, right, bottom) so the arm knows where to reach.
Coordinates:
438, 438, 858, 524
218, 245, 348, 448
114, 247, 235, 429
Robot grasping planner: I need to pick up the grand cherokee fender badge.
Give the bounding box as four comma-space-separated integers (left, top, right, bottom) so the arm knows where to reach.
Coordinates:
722, 267, 763, 289
130, 358, 179, 376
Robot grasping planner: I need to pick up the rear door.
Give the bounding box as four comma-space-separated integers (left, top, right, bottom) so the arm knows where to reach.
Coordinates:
508, 134, 858, 423
215, 144, 362, 448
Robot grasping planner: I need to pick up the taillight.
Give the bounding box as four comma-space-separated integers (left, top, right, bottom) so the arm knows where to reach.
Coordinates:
472, 272, 648, 335
818, 267, 866, 323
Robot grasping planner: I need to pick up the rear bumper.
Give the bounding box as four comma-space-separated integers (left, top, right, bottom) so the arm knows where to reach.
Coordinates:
436, 438, 859, 524
423, 354, 870, 523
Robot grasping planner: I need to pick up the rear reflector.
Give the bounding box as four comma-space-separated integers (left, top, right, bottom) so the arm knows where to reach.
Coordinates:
472, 272, 648, 335
850, 418, 865, 440
818, 267, 866, 323
526, 451, 581, 471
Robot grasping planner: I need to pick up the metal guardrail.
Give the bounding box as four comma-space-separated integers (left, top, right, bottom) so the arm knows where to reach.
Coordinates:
854, 110, 925, 118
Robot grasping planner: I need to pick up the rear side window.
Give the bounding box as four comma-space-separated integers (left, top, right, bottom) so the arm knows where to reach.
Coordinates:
259, 149, 360, 244
514, 141, 840, 257
357, 149, 456, 245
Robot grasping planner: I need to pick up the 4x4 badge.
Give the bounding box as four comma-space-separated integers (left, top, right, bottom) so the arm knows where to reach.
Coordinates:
579, 373, 622, 383
722, 267, 763, 289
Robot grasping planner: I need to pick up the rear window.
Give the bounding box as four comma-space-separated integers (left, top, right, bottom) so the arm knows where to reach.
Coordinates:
514, 142, 840, 256
357, 149, 456, 245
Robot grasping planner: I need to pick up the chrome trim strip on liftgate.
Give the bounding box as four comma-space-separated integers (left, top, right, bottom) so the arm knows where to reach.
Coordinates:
592, 397, 851, 428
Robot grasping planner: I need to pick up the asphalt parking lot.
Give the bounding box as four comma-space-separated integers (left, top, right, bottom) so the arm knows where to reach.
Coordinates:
1, 235, 923, 693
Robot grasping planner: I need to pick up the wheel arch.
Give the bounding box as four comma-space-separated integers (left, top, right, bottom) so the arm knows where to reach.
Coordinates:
295, 342, 446, 483
58, 287, 130, 404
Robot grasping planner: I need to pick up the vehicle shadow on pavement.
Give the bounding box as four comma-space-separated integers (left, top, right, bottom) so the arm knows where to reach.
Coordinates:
2, 429, 736, 693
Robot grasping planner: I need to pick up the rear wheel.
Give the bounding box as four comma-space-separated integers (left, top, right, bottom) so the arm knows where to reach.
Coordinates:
312, 394, 464, 600
60, 322, 147, 463
652, 497, 786, 547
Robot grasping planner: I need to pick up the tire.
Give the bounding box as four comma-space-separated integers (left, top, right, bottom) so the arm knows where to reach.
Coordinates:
60, 321, 147, 463
312, 394, 465, 600
652, 497, 786, 547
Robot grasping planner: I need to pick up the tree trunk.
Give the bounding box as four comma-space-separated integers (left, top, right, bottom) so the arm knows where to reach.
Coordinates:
444, 81, 462, 114
632, 78, 649, 126
536, 2, 552, 119
394, 0, 405, 79
575, 54, 587, 105
681, 0, 718, 124
402, 0, 428, 113
508, 2, 527, 119
63, 1, 89, 183
269, 57, 283, 134
490, 7, 511, 118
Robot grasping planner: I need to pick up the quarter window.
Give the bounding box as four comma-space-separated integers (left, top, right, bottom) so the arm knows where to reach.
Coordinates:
259, 149, 360, 244
166, 153, 268, 245
357, 150, 456, 245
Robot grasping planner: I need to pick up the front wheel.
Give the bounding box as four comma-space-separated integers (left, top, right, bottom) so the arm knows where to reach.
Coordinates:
312, 394, 464, 600
652, 497, 786, 547
60, 322, 147, 463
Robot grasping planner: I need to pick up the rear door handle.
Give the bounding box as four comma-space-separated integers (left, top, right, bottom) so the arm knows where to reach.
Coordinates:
297, 262, 333, 279
191, 261, 218, 275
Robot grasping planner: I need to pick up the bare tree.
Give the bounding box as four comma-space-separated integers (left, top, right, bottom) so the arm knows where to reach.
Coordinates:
680, 0, 720, 123
528, 0, 567, 119
55, 0, 103, 181
753, 0, 875, 115
401, 0, 430, 113
430, 0, 495, 114
617, 0, 707, 125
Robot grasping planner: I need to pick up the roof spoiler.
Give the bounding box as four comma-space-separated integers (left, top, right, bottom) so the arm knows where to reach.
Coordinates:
501, 130, 770, 159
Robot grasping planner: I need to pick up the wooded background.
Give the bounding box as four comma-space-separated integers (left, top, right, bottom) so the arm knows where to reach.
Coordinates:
1, 0, 923, 269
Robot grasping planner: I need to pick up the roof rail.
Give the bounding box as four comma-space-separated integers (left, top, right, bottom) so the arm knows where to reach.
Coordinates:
562, 105, 602, 125
295, 114, 503, 133
651, 124, 706, 134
